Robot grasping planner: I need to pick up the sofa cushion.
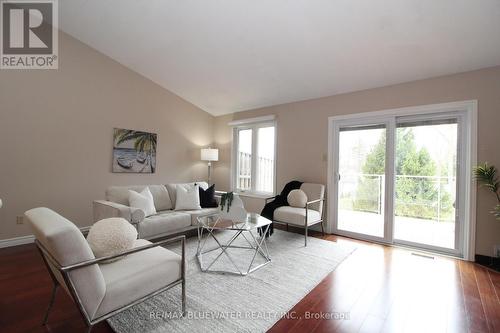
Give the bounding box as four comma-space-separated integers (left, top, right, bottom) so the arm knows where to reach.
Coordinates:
95, 239, 181, 318
184, 207, 220, 226
148, 185, 173, 211
107, 185, 145, 205
274, 206, 321, 226
106, 185, 173, 211
166, 182, 208, 208
138, 211, 191, 239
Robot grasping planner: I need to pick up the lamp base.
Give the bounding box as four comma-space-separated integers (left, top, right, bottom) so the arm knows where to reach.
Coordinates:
207, 162, 212, 185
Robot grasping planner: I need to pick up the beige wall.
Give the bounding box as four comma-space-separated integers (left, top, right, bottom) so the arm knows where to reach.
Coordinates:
1, 30, 499, 257
0, 32, 214, 240
213, 66, 500, 257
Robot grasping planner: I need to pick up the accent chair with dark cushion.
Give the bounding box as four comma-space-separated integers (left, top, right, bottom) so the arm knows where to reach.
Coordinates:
268, 183, 326, 246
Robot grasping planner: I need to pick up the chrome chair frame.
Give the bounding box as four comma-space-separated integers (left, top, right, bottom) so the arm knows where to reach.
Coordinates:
35, 235, 186, 333
265, 196, 326, 246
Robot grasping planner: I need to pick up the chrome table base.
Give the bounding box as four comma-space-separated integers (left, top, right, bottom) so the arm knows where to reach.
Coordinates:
196, 222, 271, 276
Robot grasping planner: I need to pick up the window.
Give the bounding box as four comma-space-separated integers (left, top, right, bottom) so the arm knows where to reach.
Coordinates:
232, 120, 276, 195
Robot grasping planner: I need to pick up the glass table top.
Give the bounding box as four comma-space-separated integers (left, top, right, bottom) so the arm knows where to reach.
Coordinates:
197, 212, 272, 231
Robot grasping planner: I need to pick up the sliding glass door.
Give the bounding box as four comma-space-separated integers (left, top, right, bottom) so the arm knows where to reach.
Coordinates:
337, 124, 387, 239
332, 111, 466, 256
394, 119, 458, 250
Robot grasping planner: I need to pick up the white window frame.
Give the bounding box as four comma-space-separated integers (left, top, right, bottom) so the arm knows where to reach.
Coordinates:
230, 117, 277, 197
327, 100, 477, 260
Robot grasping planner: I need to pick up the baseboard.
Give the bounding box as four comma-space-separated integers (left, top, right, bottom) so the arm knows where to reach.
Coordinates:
475, 254, 500, 272
0, 226, 91, 249
0, 235, 35, 248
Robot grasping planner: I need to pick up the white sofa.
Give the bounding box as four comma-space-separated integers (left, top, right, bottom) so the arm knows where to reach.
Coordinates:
93, 182, 220, 239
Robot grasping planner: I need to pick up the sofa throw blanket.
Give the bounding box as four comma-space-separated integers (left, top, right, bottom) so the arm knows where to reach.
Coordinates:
258, 180, 303, 237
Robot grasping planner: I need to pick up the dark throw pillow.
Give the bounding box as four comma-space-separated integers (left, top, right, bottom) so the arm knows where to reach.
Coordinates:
199, 184, 218, 208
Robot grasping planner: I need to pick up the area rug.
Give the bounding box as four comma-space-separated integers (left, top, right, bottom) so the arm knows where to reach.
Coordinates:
107, 229, 356, 333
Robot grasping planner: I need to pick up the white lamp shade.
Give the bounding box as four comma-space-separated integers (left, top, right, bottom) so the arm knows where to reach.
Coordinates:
201, 148, 218, 161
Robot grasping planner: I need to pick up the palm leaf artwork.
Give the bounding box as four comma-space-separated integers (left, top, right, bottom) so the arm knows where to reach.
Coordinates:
473, 162, 500, 220
113, 128, 157, 173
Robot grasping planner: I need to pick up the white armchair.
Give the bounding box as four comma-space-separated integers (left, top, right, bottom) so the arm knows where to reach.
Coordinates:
25, 207, 186, 333
269, 183, 326, 246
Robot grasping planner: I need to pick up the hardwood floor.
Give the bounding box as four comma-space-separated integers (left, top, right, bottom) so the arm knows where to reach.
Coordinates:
1, 230, 499, 333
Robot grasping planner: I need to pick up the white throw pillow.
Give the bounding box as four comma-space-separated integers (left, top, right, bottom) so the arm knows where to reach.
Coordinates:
87, 217, 138, 260
128, 187, 157, 217
175, 184, 201, 210
287, 189, 308, 208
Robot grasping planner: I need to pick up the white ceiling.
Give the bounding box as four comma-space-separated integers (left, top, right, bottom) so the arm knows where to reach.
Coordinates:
59, 0, 500, 116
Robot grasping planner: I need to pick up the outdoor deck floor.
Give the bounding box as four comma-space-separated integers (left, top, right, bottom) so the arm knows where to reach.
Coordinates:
338, 209, 455, 249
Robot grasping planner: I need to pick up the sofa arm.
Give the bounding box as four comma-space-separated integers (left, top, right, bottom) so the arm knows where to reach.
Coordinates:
93, 200, 145, 225
129, 206, 146, 224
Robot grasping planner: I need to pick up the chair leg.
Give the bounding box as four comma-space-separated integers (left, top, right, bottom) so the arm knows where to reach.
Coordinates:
181, 235, 186, 317
181, 278, 186, 316
304, 224, 308, 247
321, 221, 325, 236
43, 284, 58, 325
86, 324, 93, 333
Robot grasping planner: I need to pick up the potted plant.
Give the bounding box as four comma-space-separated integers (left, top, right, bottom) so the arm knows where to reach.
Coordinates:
473, 162, 500, 219
219, 192, 247, 222
220, 192, 234, 212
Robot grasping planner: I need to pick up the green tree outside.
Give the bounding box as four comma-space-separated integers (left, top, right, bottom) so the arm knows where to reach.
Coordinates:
353, 128, 454, 221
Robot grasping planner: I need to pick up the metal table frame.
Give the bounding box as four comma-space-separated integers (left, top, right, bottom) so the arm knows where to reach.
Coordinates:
196, 213, 271, 276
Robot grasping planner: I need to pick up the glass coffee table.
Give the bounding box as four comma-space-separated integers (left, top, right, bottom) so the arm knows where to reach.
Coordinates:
196, 212, 272, 276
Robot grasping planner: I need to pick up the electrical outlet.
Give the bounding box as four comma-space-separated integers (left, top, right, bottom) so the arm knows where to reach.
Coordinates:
16, 216, 23, 225
494, 245, 500, 258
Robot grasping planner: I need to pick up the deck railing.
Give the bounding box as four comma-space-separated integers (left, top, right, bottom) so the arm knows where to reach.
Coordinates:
237, 152, 274, 192
339, 173, 456, 222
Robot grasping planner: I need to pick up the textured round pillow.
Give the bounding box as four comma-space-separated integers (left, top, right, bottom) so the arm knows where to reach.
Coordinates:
287, 189, 308, 208
87, 217, 137, 260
